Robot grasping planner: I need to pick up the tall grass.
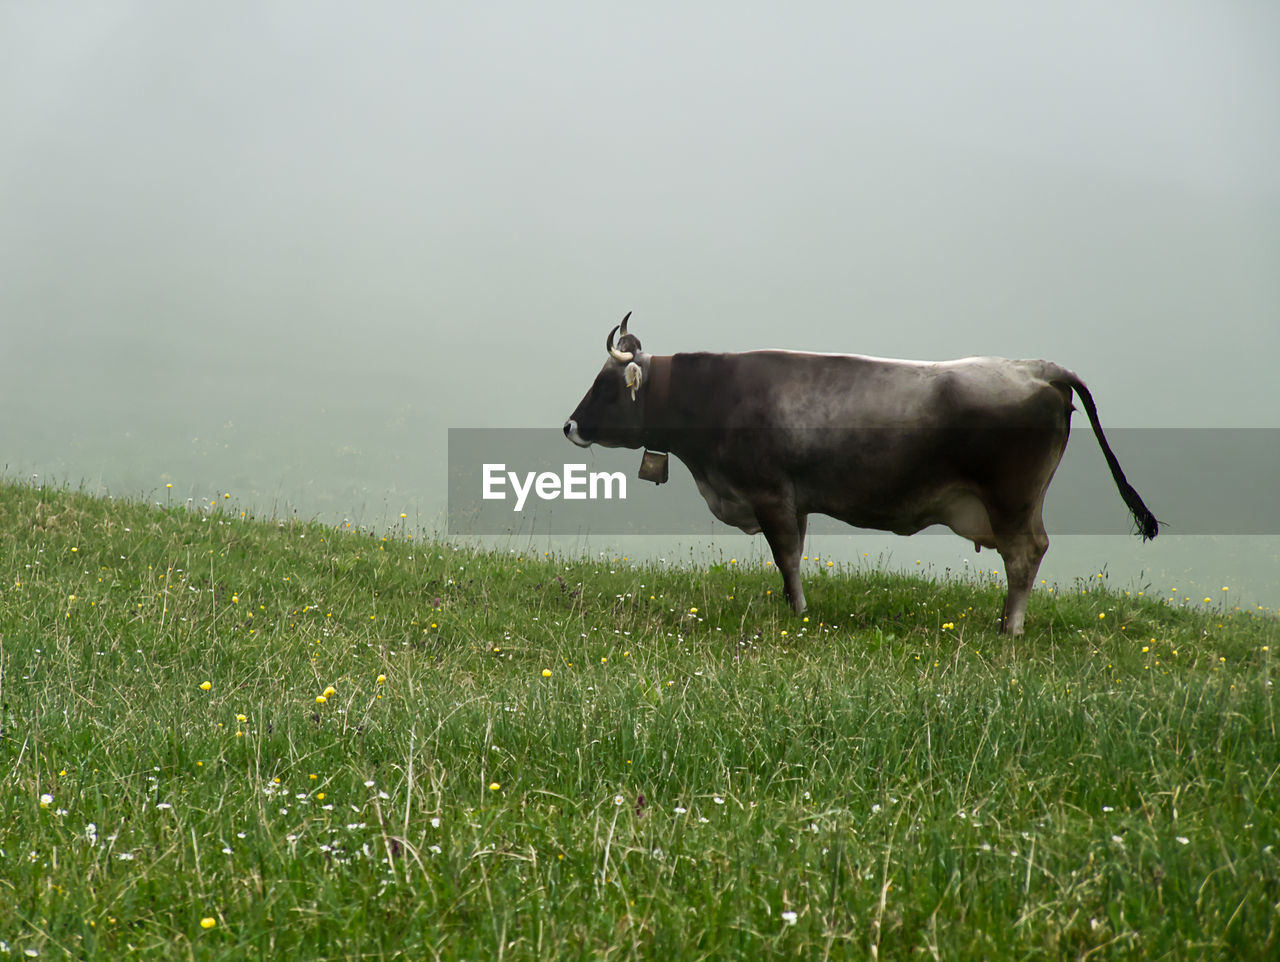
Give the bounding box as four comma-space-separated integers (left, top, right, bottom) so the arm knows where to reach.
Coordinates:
1, 482, 1276, 959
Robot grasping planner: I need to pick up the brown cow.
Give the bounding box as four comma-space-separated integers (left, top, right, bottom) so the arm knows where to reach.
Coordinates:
565, 314, 1158, 634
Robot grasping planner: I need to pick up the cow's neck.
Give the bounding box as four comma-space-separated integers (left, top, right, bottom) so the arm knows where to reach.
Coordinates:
642, 355, 673, 452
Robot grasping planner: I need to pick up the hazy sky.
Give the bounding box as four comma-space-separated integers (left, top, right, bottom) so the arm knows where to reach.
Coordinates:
3, 2, 1278, 592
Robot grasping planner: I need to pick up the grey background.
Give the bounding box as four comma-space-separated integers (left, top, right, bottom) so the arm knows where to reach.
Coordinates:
4, 3, 1278, 604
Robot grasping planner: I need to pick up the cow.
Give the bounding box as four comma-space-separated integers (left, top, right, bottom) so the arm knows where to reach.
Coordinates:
564, 313, 1159, 635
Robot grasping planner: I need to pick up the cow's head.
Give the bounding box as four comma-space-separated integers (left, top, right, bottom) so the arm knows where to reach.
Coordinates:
564, 312, 649, 449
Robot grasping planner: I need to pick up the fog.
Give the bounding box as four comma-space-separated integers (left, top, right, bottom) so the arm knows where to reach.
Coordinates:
4, 2, 1279, 606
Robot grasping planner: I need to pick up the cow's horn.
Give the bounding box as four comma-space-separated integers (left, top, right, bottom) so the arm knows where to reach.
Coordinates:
607, 324, 633, 362
619, 311, 632, 336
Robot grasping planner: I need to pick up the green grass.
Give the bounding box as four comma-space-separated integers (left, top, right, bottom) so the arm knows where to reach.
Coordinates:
1, 481, 1277, 960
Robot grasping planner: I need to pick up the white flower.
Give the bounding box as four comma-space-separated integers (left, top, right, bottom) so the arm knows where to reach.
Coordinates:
614, 795, 624, 806
364, 780, 376, 788
429, 844, 442, 855
430, 817, 441, 828
156, 802, 172, 810
1176, 836, 1190, 845
674, 806, 687, 815
116, 852, 136, 861
85, 824, 97, 845
39, 793, 53, 808
781, 911, 798, 924
713, 796, 724, 805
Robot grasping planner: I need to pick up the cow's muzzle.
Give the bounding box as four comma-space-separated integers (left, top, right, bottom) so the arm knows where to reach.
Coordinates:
563, 419, 590, 447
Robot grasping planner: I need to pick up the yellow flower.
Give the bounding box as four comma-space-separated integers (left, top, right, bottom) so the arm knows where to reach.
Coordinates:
317, 792, 325, 800
689, 607, 698, 614
1098, 613, 1106, 620
200, 681, 212, 691
942, 622, 955, 630
200, 917, 217, 929
323, 686, 337, 698
376, 674, 387, 685
542, 668, 553, 678
236, 714, 246, 722
489, 782, 500, 791
316, 695, 327, 704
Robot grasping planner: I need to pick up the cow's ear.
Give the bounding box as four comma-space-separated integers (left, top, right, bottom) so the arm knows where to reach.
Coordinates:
624, 361, 643, 401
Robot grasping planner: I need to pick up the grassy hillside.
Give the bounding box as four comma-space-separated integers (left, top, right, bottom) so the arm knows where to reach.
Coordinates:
1, 482, 1277, 960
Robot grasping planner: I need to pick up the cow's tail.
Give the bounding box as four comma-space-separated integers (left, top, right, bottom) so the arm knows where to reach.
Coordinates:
1049, 366, 1159, 540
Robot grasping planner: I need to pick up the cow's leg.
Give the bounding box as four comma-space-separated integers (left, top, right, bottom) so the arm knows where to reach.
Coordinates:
994, 516, 1049, 636
758, 506, 807, 614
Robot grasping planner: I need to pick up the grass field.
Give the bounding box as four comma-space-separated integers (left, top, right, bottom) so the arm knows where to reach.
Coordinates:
1, 481, 1277, 960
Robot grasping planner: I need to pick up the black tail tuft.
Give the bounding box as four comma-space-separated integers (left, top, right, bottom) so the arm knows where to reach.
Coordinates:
1119, 477, 1160, 541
